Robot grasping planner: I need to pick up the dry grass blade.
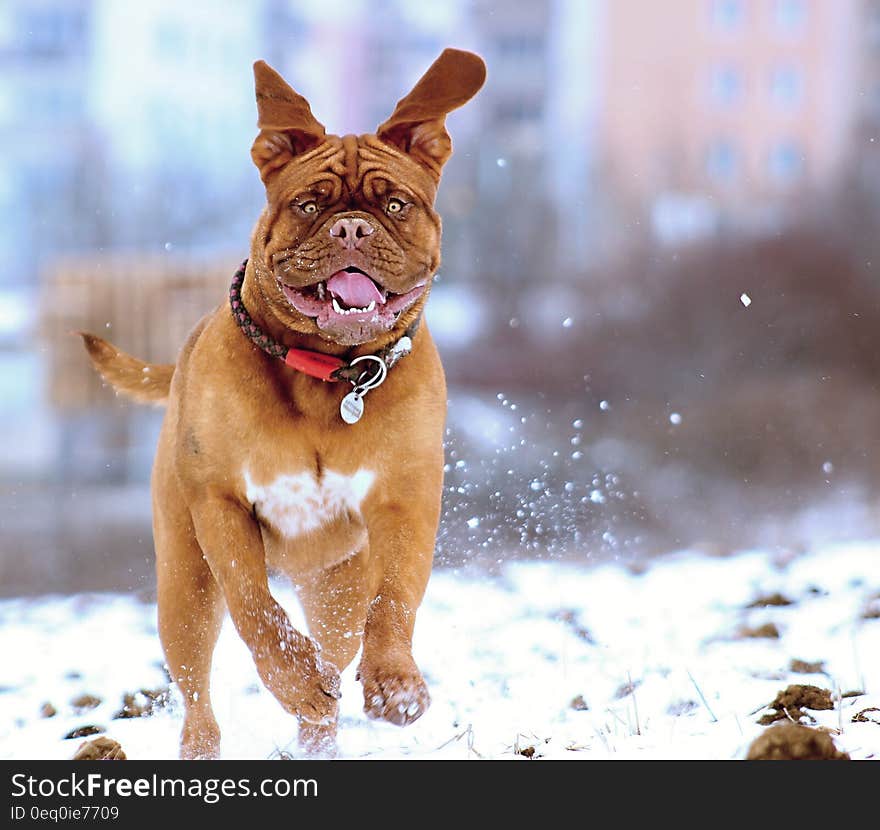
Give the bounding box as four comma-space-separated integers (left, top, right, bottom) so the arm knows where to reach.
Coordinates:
687, 670, 718, 723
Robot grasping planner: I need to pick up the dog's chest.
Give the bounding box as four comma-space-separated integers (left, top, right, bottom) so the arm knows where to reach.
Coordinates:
243, 467, 375, 538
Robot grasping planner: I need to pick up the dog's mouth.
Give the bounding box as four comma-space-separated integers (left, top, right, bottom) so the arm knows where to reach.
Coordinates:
278, 267, 426, 342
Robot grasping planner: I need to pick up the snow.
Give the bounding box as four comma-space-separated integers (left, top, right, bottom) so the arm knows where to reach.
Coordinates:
1, 542, 878, 760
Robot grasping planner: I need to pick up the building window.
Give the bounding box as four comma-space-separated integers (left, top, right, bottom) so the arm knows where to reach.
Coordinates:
709, 64, 743, 106
16, 7, 86, 58
767, 140, 804, 182
868, 3, 880, 47
20, 84, 81, 122
769, 65, 803, 108
773, 0, 807, 34
495, 34, 543, 60
494, 98, 542, 124
868, 81, 880, 123
706, 139, 739, 181
710, 0, 745, 32
25, 159, 73, 200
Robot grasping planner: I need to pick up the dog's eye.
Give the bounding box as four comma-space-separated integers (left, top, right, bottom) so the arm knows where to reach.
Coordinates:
300, 201, 319, 215
386, 198, 406, 215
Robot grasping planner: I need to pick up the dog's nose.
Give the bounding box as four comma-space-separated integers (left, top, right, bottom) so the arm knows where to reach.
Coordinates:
329, 216, 374, 249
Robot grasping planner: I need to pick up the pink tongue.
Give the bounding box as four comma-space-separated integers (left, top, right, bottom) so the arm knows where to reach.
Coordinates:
326, 271, 384, 308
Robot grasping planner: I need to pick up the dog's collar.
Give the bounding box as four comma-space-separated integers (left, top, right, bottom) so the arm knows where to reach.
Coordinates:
229, 260, 419, 422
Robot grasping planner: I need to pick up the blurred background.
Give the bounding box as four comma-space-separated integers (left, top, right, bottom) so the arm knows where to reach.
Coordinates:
2, 0, 880, 597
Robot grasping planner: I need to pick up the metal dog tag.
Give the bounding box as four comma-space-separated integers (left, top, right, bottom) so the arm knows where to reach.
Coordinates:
340, 391, 364, 424
339, 354, 388, 425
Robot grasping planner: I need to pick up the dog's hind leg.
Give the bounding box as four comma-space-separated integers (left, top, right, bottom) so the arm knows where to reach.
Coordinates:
154, 478, 225, 760
295, 548, 377, 756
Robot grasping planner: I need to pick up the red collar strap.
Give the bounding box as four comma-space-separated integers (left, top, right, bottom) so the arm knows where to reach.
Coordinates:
283, 348, 346, 382
229, 259, 419, 383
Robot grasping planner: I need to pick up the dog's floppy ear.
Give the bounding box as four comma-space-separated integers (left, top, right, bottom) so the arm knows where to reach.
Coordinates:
251, 60, 326, 182
376, 48, 486, 176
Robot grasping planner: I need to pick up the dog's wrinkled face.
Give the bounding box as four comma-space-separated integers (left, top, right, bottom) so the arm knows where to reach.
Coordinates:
260, 135, 441, 345
250, 50, 486, 346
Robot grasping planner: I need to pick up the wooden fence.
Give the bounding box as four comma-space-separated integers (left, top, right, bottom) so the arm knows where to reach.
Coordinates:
40, 254, 236, 411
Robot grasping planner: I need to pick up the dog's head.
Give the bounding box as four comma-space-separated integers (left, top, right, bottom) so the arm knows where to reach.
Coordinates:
249, 48, 486, 347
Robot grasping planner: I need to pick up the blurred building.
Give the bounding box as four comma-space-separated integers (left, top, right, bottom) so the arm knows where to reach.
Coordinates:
468, 0, 603, 290
0, 0, 94, 288
275, 0, 473, 134
851, 0, 880, 192
599, 0, 861, 244
0, 0, 267, 479
0, 0, 272, 293
8, 0, 880, 486
4, 0, 880, 583
859, 1, 880, 122
87, 0, 264, 250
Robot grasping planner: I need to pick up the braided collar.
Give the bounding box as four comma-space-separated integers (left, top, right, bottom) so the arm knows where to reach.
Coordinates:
229, 259, 420, 384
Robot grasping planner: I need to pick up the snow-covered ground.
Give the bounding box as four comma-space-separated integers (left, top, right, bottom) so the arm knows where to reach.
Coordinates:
1, 542, 878, 760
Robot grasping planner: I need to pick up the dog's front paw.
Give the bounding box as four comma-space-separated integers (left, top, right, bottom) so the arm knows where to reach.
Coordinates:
293, 650, 341, 726
256, 637, 341, 725
357, 656, 430, 726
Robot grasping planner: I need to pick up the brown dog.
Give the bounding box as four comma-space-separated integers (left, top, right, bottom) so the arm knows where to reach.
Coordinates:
80, 49, 485, 758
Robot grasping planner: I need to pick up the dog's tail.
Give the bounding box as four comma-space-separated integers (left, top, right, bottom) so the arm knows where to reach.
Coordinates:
78, 332, 174, 406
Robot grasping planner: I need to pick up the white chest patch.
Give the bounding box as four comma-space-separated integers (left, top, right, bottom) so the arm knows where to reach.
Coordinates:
244, 468, 375, 539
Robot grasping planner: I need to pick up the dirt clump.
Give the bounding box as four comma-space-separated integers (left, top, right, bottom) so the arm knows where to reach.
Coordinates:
667, 699, 699, 716
64, 724, 104, 740
738, 622, 781, 639
39, 702, 57, 718
513, 735, 546, 759
71, 693, 101, 712
746, 592, 794, 608
72, 736, 126, 761
551, 609, 596, 644
569, 694, 589, 711
789, 659, 825, 674
113, 687, 169, 719
747, 723, 849, 760
758, 684, 834, 725
613, 679, 642, 699
861, 597, 880, 620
